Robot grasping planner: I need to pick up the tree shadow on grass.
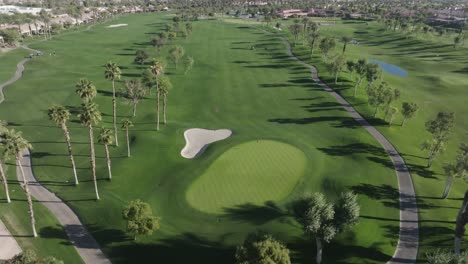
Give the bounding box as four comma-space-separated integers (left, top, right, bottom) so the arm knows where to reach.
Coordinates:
222, 201, 288, 225
268, 116, 356, 126
407, 164, 437, 179
318, 143, 387, 157
289, 236, 392, 264
107, 232, 234, 264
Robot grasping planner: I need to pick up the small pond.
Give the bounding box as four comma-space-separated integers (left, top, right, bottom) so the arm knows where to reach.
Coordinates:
368, 59, 408, 77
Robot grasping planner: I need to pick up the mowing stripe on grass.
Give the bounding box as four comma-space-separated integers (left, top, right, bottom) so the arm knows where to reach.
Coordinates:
186, 140, 307, 214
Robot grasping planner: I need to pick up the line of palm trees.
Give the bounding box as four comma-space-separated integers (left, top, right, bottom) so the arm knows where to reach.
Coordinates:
0, 22, 190, 237
0, 125, 38, 237
44, 58, 174, 202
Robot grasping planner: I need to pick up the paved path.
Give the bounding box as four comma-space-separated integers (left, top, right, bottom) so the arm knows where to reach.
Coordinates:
278, 37, 419, 263
0, 220, 22, 260
16, 150, 111, 264
0, 46, 111, 263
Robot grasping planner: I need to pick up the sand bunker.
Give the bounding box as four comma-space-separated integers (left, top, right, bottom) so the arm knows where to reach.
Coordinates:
181, 128, 232, 159
107, 24, 128, 28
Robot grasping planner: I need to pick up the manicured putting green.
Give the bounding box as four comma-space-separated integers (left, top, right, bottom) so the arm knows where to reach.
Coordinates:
186, 140, 307, 214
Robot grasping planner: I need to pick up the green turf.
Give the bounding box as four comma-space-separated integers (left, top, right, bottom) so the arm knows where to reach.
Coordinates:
0, 48, 30, 84
0, 13, 400, 263
186, 140, 307, 214
274, 18, 468, 260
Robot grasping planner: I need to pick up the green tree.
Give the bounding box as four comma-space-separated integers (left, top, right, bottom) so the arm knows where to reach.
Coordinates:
183, 56, 194, 74
121, 119, 133, 157
134, 50, 149, 65
422, 112, 456, 167
388, 107, 399, 126
426, 249, 468, 263
401, 102, 419, 126
454, 35, 462, 48
4, 250, 63, 264
1, 129, 37, 237
0, 120, 11, 203
98, 127, 114, 181
123, 79, 146, 117
367, 82, 392, 117
319, 37, 336, 61
307, 31, 320, 57
441, 143, 468, 199
78, 102, 102, 200
48, 105, 78, 185
168, 45, 185, 69
289, 22, 302, 47
75, 78, 97, 103
122, 199, 160, 240
329, 55, 346, 84
151, 36, 167, 52
185, 22, 193, 36
104, 61, 122, 147
0, 29, 20, 46
346, 60, 355, 79
365, 63, 381, 90
383, 88, 400, 119
293, 192, 359, 264
341, 36, 352, 54
235, 232, 291, 264
352, 59, 367, 97
159, 76, 173, 125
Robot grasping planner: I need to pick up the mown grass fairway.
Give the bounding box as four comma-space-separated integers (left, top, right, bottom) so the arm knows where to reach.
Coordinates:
0, 14, 399, 263
281, 19, 468, 259
186, 140, 307, 214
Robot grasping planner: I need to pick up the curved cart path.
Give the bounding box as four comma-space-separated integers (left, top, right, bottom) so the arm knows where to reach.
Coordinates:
0, 220, 22, 260
278, 37, 419, 263
0, 46, 111, 264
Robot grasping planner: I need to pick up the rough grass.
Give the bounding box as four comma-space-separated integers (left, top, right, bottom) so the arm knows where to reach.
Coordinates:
276, 18, 468, 261
186, 140, 307, 214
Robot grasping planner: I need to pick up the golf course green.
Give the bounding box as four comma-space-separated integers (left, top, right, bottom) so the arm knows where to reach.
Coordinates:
4, 11, 465, 263
186, 140, 307, 214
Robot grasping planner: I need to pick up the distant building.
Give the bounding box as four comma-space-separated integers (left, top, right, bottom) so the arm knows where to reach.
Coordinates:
0, 5, 50, 15
277, 9, 308, 18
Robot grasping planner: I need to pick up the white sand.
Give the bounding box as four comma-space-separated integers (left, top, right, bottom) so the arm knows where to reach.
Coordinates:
107, 24, 128, 28
0, 220, 21, 260
181, 128, 232, 159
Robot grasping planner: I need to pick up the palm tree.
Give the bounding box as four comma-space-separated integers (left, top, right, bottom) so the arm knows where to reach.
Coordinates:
124, 79, 146, 117
1, 129, 37, 237
121, 119, 133, 157
104, 61, 121, 147
341, 36, 353, 54
150, 60, 166, 131
48, 105, 79, 185
98, 127, 114, 180
159, 76, 173, 125
150, 59, 166, 77
78, 102, 102, 200
75, 78, 97, 103
0, 120, 10, 203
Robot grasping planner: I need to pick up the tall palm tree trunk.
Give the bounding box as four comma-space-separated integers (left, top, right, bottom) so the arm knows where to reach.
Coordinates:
104, 144, 112, 180
163, 95, 167, 124
442, 175, 454, 199
126, 129, 130, 157
61, 123, 78, 185
17, 156, 37, 237
112, 80, 119, 147
0, 162, 10, 203
88, 126, 100, 200
132, 100, 137, 117
156, 91, 160, 131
